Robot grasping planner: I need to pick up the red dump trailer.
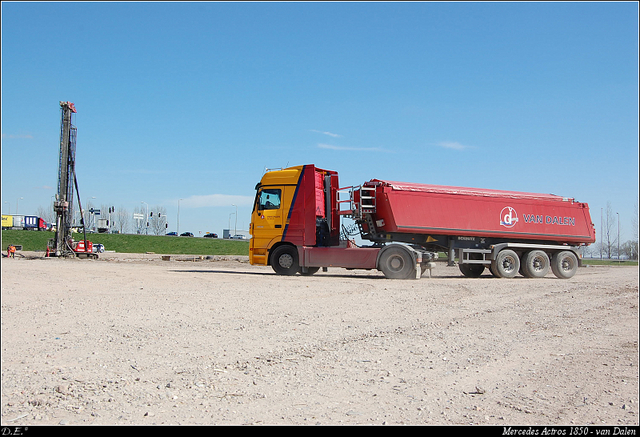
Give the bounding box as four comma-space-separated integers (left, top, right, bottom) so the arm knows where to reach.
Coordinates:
249, 165, 596, 279
352, 179, 596, 279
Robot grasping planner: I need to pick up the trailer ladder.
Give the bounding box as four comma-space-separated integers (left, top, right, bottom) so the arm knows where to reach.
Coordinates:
337, 185, 377, 220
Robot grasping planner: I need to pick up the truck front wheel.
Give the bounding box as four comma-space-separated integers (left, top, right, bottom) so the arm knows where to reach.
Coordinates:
492, 249, 520, 278
271, 245, 299, 276
379, 246, 416, 279
550, 251, 578, 279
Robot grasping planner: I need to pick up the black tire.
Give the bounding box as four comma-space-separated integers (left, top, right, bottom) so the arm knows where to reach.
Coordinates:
270, 245, 299, 276
550, 250, 578, 279
521, 250, 550, 278
489, 262, 501, 277
459, 262, 485, 278
459, 252, 485, 278
299, 266, 320, 276
492, 249, 520, 278
378, 246, 416, 279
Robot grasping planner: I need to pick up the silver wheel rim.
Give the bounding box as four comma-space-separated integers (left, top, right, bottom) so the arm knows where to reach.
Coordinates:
279, 254, 294, 269
502, 255, 517, 273
561, 257, 574, 271
532, 255, 545, 272
388, 255, 404, 272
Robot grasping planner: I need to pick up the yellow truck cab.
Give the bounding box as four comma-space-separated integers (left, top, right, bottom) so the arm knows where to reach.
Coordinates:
250, 164, 406, 277
249, 166, 306, 267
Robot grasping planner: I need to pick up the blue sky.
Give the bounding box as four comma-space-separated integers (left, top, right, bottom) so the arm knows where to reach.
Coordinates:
2, 2, 638, 244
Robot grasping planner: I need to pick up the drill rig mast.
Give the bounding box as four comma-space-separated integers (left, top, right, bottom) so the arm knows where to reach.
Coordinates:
49, 101, 96, 258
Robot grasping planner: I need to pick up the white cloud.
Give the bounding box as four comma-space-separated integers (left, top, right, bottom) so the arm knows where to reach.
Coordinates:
2, 133, 34, 139
311, 130, 342, 138
435, 141, 472, 150
180, 194, 254, 208
318, 143, 388, 152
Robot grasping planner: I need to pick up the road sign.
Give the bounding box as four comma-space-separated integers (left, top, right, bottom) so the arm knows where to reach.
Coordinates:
133, 213, 144, 220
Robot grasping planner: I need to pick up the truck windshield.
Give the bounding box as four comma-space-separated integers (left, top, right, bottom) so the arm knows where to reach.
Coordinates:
257, 189, 281, 211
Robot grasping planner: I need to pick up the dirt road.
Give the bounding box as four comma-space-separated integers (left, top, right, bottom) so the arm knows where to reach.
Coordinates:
1, 252, 638, 425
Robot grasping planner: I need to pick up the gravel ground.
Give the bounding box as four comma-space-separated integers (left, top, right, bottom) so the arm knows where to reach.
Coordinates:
1, 251, 638, 426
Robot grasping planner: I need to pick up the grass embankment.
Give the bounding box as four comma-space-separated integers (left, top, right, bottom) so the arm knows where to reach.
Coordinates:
581, 258, 638, 266
1, 230, 249, 256
2, 230, 637, 265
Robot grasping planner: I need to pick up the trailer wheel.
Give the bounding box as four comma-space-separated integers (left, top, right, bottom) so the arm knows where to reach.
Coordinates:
458, 253, 485, 278
488, 262, 501, 277
271, 245, 299, 276
378, 246, 416, 279
550, 250, 578, 279
521, 250, 550, 278
459, 263, 485, 277
492, 249, 520, 278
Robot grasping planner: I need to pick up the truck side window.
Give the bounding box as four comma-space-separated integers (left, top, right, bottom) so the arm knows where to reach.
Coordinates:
258, 189, 281, 210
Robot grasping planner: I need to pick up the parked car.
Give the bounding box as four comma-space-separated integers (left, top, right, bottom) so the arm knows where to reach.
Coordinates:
203, 233, 218, 238
231, 235, 246, 240
180, 232, 194, 237
166, 232, 178, 236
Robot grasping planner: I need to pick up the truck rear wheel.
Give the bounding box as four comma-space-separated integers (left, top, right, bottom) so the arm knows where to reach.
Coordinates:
521, 250, 550, 278
550, 250, 578, 279
492, 249, 520, 278
378, 246, 416, 279
271, 245, 299, 276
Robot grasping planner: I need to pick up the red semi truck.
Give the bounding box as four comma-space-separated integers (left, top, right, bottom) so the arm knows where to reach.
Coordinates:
249, 165, 596, 279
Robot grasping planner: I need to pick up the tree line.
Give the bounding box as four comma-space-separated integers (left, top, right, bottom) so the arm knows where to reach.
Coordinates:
582, 201, 638, 260
36, 202, 169, 236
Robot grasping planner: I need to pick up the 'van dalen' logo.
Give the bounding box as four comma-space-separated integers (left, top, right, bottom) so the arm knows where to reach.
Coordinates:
500, 206, 518, 228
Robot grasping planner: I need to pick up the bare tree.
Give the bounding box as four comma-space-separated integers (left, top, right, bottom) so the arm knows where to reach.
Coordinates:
150, 205, 168, 235
630, 202, 639, 260
133, 206, 147, 234
632, 201, 638, 242
621, 240, 638, 260
115, 206, 130, 234
73, 198, 95, 230
36, 205, 54, 224
603, 202, 618, 259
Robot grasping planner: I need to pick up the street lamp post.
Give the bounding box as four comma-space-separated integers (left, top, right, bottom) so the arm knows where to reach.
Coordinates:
4, 201, 9, 214
232, 204, 238, 237
177, 198, 183, 235
617, 212, 620, 262
141, 201, 149, 234
16, 197, 23, 214
228, 212, 235, 238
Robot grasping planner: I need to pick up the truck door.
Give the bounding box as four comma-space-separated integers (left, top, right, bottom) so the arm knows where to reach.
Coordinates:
250, 187, 285, 264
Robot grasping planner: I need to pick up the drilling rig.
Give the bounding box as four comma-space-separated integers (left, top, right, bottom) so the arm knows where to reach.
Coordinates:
47, 101, 97, 259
